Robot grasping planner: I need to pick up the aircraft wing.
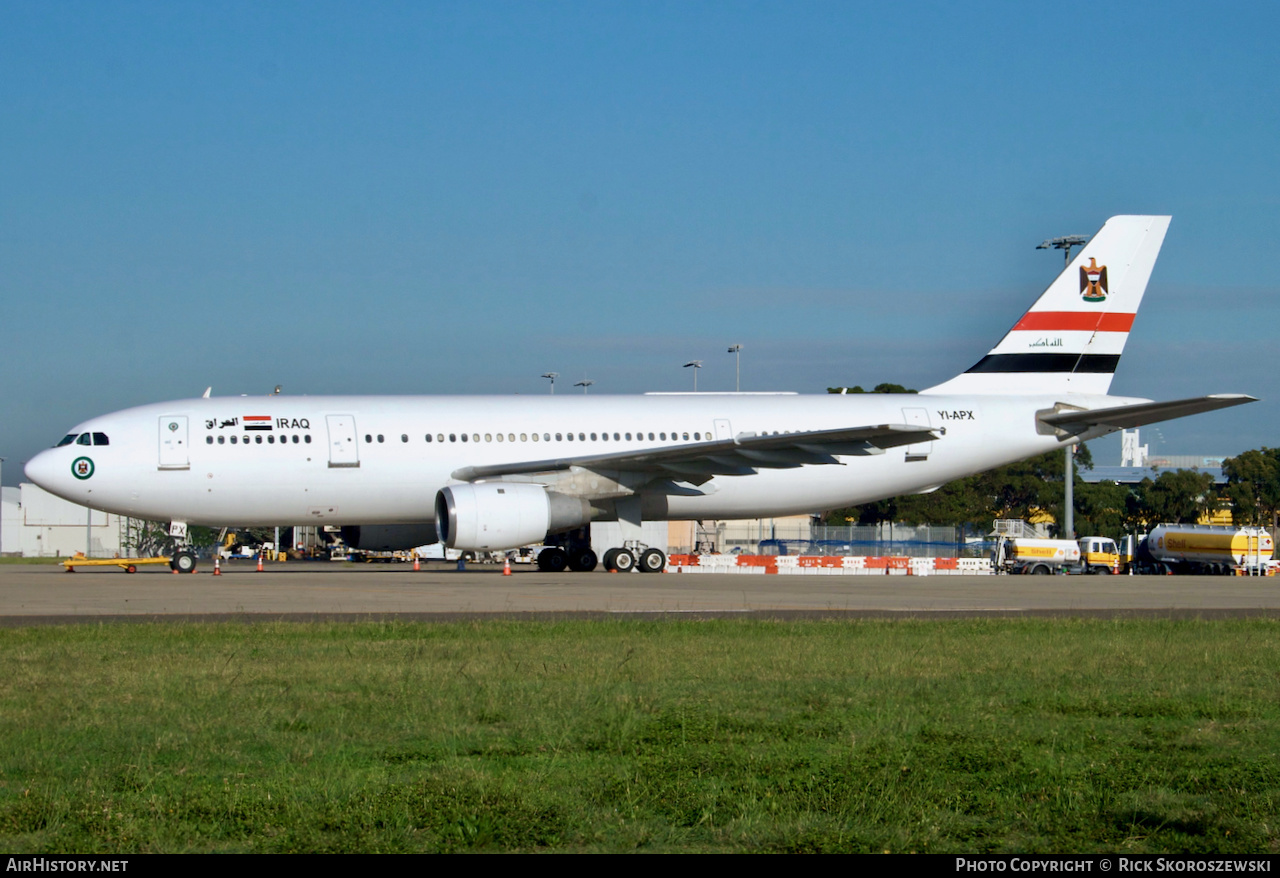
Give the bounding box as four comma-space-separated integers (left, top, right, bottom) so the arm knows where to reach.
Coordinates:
1039, 394, 1257, 434
450, 423, 939, 482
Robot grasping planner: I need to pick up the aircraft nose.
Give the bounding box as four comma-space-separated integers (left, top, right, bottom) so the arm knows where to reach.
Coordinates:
24, 449, 64, 494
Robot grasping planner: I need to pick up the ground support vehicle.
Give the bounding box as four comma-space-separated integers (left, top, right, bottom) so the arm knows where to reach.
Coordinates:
1123, 524, 1274, 575
992, 524, 1120, 575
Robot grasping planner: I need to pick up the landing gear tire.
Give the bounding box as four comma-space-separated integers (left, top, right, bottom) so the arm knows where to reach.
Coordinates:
639, 548, 666, 573
602, 548, 618, 571
536, 547, 568, 573
171, 550, 197, 574
611, 548, 636, 573
568, 549, 598, 572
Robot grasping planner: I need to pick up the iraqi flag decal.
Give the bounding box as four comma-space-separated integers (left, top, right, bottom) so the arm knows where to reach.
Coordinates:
243, 416, 273, 431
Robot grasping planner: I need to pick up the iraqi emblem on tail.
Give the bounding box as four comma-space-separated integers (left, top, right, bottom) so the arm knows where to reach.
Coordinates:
1080, 257, 1108, 302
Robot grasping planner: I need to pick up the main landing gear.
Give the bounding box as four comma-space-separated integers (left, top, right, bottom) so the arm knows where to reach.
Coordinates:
536, 544, 666, 573
534, 546, 599, 573
533, 524, 667, 573
601, 545, 666, 573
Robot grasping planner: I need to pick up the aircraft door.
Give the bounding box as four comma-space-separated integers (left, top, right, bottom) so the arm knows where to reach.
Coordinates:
326, 415, 360, 468
901, 407, 932, 461
714, 419, 732, 440
158, 416, 190, 470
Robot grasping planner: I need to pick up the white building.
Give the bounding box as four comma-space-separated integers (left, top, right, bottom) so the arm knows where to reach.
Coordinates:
4, 483, 128, 558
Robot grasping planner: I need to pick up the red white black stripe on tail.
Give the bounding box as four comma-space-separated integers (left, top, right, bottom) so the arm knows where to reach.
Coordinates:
922, 215, 1171, 396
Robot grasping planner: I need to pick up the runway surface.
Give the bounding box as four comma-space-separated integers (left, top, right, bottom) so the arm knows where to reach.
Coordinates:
1, 560, 1277, 624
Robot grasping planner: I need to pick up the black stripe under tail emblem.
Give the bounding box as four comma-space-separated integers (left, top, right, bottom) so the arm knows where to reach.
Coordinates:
965, 354, 1120, 374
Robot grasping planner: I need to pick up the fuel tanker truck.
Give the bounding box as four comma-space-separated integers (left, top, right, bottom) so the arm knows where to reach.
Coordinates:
994, 535, 1119, 575
1123, 524, 1274, 575
992, 520, 1121, 575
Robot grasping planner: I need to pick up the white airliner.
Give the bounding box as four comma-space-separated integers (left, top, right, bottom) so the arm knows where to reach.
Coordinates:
25, 216, 1254, 573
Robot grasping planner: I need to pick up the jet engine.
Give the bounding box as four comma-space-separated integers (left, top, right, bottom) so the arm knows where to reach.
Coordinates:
435, 483, 592, 551
339, 524, 440, 552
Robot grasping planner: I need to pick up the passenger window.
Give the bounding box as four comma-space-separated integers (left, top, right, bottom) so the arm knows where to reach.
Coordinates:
591, 433, 598, 441
304, 435, 312, 444
364, 434, 372, 443
218, 436, 225, 445
531, 433, 538, 442
206, 436, 213, 444
268, 435, 275, 444
256, 436, 263, 444
461, 434, 468, 442
231, 436, 238, 444
377, 435, 385, 443
425, 434, 433, 443
485, 434, 492, 442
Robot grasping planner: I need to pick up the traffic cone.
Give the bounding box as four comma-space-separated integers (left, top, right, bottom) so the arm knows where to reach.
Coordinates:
503, 557, 512, 576
213, 557, 221, 576
172, 566, 179, 574
413, 556, 420, 572
256, 554, 264, 573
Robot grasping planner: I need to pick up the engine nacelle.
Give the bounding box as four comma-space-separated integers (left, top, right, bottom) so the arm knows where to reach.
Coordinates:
435, 483, 591, 551
339, 524, 440, 551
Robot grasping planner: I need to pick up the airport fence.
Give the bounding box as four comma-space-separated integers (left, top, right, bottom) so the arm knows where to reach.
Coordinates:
744, 525, 990, 559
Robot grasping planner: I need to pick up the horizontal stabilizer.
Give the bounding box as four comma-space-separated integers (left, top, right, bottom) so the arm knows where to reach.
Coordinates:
1038, 394, 1257, 435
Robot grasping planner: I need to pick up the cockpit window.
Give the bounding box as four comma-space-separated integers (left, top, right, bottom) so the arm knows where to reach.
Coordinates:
92, 432, 109, 446
56, 434, 77, 447
76, 433, 91, 446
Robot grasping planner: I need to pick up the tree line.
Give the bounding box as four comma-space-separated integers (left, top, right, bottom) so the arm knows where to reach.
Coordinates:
822, 446, 1280, 538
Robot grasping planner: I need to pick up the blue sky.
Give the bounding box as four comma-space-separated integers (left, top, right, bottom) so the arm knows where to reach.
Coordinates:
3, 1, 1277, 482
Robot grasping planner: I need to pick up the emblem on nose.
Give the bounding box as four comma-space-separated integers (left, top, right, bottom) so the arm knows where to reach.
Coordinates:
71, 457, 95, 480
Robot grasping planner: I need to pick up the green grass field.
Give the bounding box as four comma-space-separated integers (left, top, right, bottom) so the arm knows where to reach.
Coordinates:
1, 618, 1277, 853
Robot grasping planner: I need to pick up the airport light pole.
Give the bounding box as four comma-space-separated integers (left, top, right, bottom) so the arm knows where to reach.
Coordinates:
727, 344, 742, 392
541, 372, 559, 395
574, 379, 594, 394
1036, 234, 1090, 269
1037, 232, 1090, 538
683, 360, 702, 391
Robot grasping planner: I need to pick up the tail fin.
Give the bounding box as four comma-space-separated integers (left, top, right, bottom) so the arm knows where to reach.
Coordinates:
921, 215, 1171, 396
